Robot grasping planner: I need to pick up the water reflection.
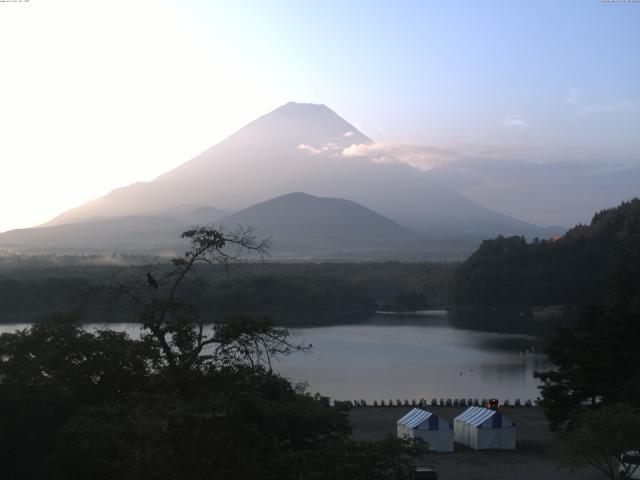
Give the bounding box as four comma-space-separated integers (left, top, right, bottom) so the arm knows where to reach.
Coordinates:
276, 311, 554, 402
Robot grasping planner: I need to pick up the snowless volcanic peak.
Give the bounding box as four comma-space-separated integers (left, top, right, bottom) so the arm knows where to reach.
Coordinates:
44, 102, 370, 226
42, 101, 549, 242
235, 101, 372, 146
164, 101, 372, 163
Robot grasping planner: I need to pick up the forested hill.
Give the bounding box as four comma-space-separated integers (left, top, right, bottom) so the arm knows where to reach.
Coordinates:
450, 198, 640, 306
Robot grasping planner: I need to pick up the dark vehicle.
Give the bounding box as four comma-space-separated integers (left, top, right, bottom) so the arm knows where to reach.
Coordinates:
415, 465, 438, 480
620, 451, 640, 479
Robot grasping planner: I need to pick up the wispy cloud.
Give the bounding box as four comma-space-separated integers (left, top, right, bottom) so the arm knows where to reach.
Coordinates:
342, 142, 458, 170
298, 143, 340, 155
578, 100, 639, 116
566, 87, 581, 104
298, 144, 321, 155
342, 131, 354, 137
502, 114, 527, 128
302, 139, 526, 170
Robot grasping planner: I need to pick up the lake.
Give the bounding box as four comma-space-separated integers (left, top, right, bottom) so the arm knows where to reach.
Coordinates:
0, 309, 553, 403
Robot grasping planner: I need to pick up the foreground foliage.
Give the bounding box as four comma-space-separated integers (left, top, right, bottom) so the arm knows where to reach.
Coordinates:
534, 249, 640, 430
534, 228, 640, 478
0, 226, 421, 479
558, 405, 640, 480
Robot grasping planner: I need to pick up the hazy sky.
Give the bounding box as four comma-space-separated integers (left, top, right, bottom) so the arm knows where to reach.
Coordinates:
1, 0, 639, 233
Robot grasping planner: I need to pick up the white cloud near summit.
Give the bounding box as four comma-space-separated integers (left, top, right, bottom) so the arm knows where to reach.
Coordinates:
342, 142, 458, 170
298, 142, 340, 155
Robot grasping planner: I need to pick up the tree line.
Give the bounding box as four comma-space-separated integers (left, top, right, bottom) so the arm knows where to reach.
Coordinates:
0, 259, 456, 324
450, 198, 640, 306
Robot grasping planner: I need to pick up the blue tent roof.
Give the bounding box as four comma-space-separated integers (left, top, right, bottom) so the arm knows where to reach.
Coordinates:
397, 408, 441, 430
455, 406, 503, 428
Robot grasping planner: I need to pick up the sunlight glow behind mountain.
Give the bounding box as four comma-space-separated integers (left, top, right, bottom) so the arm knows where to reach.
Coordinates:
1, 1, 639, 233
0, 1, 288, 233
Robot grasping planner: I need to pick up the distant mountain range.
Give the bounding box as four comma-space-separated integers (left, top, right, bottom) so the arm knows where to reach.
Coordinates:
1, 102, 573, 259
427, 160, 640, 227
0, 192, 474, 259
0, 207, 226, 254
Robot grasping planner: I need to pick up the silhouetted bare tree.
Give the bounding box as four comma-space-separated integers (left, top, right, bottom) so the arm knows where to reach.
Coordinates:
106, 225, 278, 392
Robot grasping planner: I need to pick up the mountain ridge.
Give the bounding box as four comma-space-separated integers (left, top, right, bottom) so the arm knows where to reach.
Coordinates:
217, 191, 423, 254
2, 192, 469, 259
20, 102, 558, 258
44, 102, 371, 226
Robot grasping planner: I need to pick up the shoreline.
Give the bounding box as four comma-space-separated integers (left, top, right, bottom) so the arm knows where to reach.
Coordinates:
349, 406, 599, 480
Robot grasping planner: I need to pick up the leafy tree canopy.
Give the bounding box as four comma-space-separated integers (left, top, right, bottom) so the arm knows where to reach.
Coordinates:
450, 198, 640, 306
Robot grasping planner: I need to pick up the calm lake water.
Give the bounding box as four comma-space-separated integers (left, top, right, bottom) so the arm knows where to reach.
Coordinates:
0, 309, 553, 403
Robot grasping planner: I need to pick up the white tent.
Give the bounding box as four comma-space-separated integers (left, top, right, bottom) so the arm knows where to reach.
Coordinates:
453, 406, 516, 450
396, 408, 454, 452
